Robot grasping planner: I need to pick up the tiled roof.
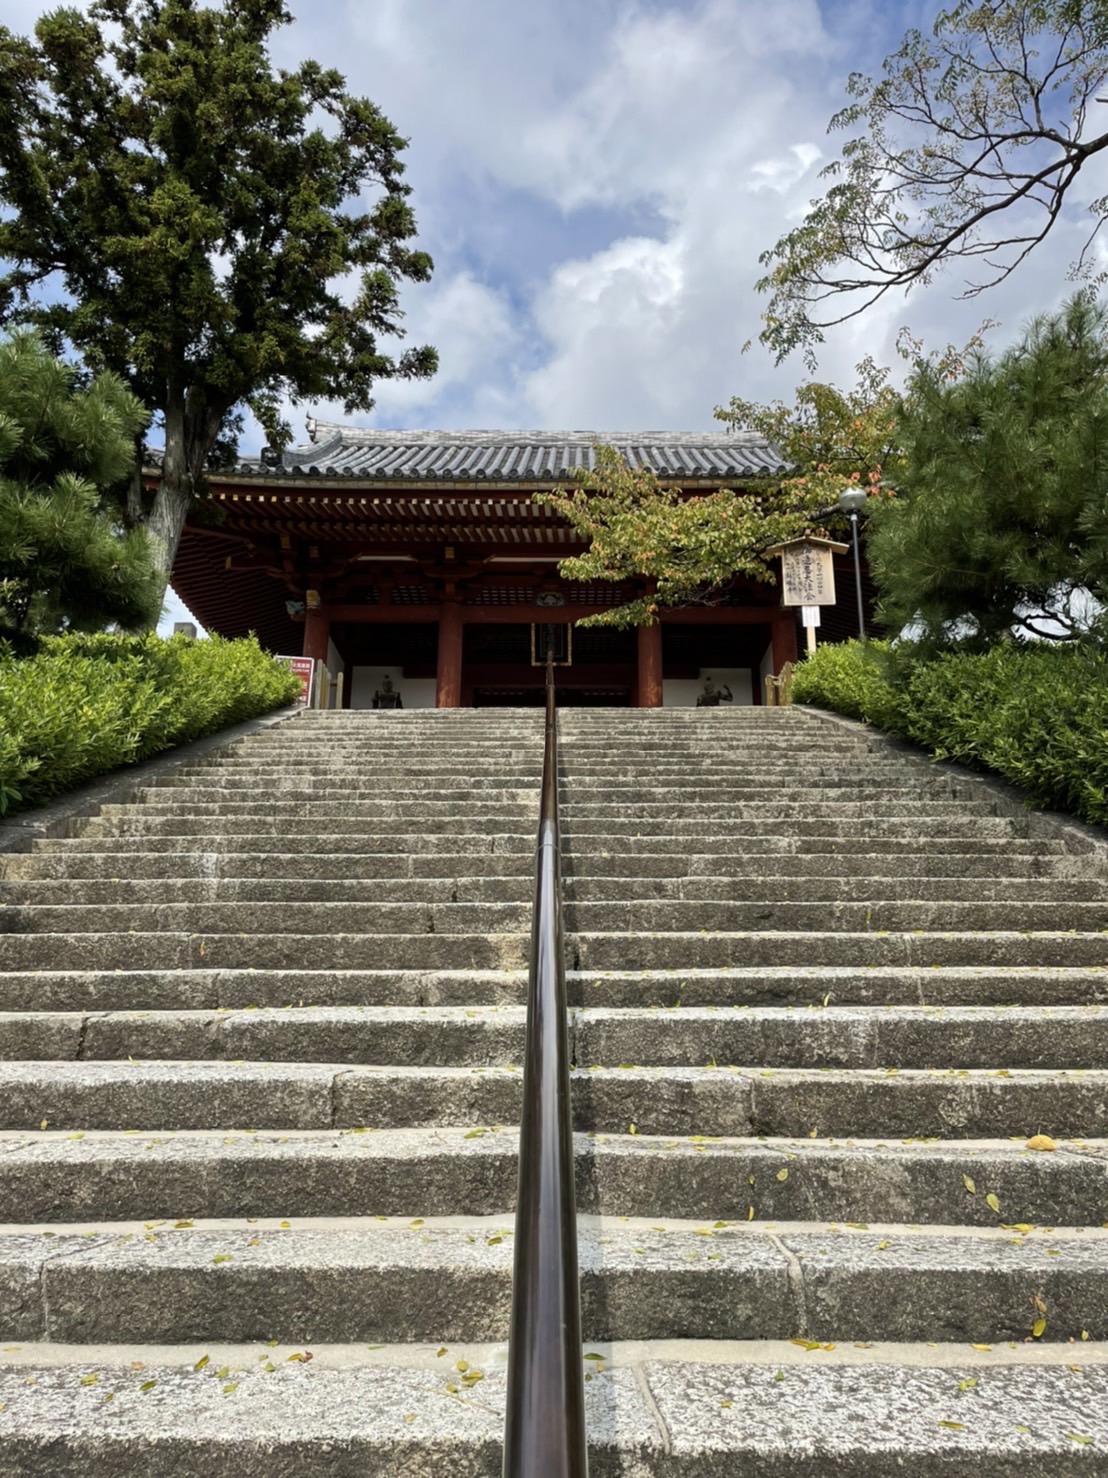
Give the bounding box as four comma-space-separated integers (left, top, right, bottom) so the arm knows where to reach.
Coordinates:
229, 422, 788, 481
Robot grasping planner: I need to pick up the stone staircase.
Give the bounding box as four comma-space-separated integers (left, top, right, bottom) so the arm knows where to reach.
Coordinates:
0, 704, 1106, 1474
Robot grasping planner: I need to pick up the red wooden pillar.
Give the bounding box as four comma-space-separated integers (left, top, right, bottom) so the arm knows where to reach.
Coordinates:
771, 609, 798, 674
436, 601, 464, 708
636, 621, 663, 708
302, 605, 330, 664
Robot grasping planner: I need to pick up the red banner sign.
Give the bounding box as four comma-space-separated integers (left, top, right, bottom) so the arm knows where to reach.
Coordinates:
277, 655, 315, 707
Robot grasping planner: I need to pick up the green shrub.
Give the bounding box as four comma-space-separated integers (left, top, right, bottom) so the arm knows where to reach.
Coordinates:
0, 633, 301, 814
790, 638, 900, 727
793, 639, 1108, 827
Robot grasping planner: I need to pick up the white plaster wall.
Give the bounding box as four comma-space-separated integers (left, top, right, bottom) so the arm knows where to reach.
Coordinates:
349, 666, 436, 710
663, 667, 752, 708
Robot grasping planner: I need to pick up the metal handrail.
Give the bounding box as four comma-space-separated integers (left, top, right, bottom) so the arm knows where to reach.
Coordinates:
502, 650, 588, 1478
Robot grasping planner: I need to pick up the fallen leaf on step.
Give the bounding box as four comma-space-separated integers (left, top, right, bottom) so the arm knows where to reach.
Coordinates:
1026, 1135, 1057, 1151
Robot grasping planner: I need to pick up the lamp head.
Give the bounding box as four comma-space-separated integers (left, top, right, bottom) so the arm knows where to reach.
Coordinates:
839, 488, 867, 514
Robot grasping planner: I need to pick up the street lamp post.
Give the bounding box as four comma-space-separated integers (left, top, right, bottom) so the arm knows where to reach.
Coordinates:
838, 488, 868, 640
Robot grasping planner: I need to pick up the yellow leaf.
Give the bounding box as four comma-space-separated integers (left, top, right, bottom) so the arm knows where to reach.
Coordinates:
1026, 1135, 1057, 1152
79, 1374, 98, 1387
776, 1168, 789, 1182
1032, 1318, 1047, 1338
986, 1193, 1001, 1214
1067, 1434, 1094, 1445
938, 1420, 965, 1430
971, 1344, 992, 1352
962, 1176, 976, 1195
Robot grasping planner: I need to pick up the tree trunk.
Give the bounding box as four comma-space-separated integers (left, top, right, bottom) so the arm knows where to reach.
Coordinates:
145, 385, 194, 622
142, 385, 232, 628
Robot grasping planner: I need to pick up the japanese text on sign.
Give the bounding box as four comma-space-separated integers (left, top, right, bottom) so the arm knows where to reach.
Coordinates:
780, 545, 837, 607
276, 655, 315, 707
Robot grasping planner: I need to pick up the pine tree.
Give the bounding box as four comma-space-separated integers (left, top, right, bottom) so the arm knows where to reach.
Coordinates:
0, 331, 160, 651
868, 295, 1108, 647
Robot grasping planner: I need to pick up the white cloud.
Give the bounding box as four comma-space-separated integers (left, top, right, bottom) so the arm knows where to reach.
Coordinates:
9, 0, 1099, 435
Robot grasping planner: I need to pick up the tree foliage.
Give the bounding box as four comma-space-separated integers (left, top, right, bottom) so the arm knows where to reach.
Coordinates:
0, 330, 160, 651
0, 0, 437, 591
867, 293, 1108, 646
719, 355, 901, 508
758, 1, 1108, 363
535, 445, 833, 628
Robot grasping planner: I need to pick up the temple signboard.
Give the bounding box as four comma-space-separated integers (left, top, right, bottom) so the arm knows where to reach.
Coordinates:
765, 537, 850, 607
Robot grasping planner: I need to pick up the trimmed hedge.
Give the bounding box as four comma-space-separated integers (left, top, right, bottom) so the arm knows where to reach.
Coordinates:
792, 639, 1108, 828
0, 632, 301, 815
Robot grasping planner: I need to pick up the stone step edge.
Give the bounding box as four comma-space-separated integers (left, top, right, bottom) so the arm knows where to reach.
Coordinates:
1, 1217, 1107, 1347
1, 1335, 1104, 1371
3, 1004, 1107, 1071
0, 1342, 1106, 1473
1, 1059, 1104, 1136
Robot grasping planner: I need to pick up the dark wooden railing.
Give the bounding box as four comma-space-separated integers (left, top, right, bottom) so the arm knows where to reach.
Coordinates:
502, 650, 588, 1478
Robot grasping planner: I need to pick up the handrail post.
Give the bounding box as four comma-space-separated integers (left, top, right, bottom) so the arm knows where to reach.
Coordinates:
502, 646, 588, 1478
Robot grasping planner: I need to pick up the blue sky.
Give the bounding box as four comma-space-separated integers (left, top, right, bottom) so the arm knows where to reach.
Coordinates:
262, 0, 1095, 439
2, 0, 1097, 630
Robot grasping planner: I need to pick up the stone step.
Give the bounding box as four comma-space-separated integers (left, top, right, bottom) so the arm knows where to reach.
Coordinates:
115, 796, 994, 819
565, 877, 1108, 903
0, 1128, 1103, 1224
6, 929, 1108, 974
33, 831, 1061, 858
564, 900, 1108, 931
242, 737, 868, 755
0, 965, 1103, 1014
0, 933, 529, 972
0, 850, 1083, 883
129, 783, 959, 807
0, 900, 530, 934
565, 835, 1067, 856
0, 1340, 1105, 1474
29, 833, 537, 856
2, 1059, 1106, 1137
0, 853, 536, 882
0, 1217, 1104, 1346
7, 874, 1105, 907
71, 814, 1027, 839
164, 760, 922, 778
73, 816, 538, 837
573, 931, 1108, 970
4, 1003, 1105, 1070
103, 799, 539, 818
0, 878, 534, 906
147, 774, 543, 789
7, 897, 1108, 939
